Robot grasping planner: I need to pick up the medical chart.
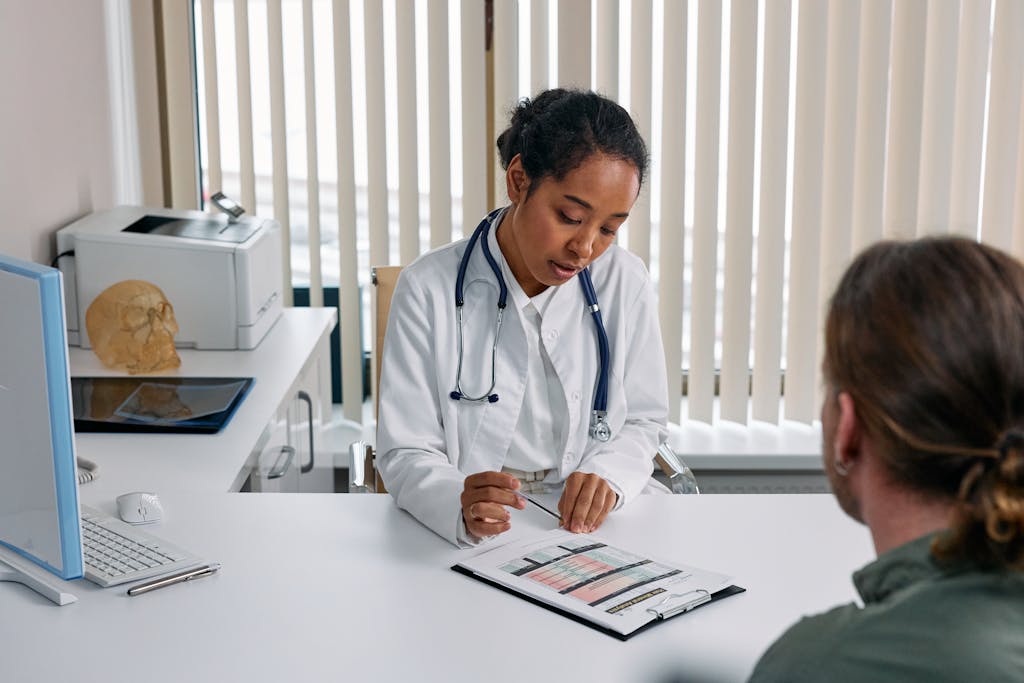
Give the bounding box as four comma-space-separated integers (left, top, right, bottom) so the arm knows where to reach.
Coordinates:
455, 529, 734, 637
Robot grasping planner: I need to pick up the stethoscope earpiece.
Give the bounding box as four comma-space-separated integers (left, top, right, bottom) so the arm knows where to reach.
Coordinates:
452, 390, 499, 403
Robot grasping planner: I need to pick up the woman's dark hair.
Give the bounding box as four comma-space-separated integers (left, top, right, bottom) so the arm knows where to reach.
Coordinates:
496, 88, 648, 196
824, 237, 1024, 570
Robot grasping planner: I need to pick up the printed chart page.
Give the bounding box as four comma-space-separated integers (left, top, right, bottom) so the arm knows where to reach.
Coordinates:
456, 529, 733, 637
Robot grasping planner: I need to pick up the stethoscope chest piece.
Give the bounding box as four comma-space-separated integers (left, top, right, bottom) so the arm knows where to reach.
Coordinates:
590, 411, 611, 442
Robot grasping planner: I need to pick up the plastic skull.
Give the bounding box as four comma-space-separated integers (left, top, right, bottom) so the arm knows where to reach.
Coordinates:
85, 280, 181, 374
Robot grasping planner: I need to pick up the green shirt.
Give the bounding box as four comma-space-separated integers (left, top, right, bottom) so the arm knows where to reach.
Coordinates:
748, 533, 1024, 682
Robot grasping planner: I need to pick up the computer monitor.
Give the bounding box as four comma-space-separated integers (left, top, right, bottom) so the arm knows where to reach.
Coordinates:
0, 254, 83, 605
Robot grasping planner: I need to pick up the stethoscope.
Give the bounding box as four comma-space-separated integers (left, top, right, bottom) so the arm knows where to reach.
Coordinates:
449, 208, 612, 442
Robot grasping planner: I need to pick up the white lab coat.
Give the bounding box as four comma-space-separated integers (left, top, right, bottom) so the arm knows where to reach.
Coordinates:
377, 216, 669, 546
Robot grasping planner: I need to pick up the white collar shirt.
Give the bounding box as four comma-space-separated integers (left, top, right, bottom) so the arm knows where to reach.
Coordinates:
490, 223, 568, 475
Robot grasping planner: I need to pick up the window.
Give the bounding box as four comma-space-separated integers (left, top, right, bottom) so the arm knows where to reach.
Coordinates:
179, 0, 1017, 427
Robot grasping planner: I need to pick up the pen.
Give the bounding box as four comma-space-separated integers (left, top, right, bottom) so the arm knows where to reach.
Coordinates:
517, 492, 562, 522
126, 563, 222, 596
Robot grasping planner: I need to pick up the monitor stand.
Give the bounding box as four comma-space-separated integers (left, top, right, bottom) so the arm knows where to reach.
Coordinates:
0, 544, 77, 606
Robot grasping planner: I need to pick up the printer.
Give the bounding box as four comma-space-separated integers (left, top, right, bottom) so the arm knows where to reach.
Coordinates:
56, 206, 284, 350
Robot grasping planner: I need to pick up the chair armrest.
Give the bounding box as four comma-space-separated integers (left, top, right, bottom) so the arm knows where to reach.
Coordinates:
347, 441, 388, 494
655, 443, 701, 495
348, 441, 375, 493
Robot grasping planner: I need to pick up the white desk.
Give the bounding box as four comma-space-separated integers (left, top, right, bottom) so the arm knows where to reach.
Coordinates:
0, 494, 874, 682
69, 307, 336, 500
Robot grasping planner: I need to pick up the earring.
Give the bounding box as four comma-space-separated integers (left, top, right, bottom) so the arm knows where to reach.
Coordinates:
833, 457, 851, 477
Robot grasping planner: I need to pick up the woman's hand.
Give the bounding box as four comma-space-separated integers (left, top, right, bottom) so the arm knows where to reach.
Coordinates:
558, 472, 617, 533
461, 471, 526, 538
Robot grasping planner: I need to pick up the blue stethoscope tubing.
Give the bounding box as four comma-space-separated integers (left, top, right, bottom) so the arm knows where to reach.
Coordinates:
450, 208, 613, 442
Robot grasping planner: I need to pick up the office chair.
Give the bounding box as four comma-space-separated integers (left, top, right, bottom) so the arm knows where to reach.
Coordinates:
347, 266, 401, 494
348, 265, 699, 495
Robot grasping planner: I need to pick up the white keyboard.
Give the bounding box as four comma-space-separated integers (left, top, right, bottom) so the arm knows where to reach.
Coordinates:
80, 505, 203, 587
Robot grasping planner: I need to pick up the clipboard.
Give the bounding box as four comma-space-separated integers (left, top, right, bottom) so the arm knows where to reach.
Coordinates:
451, 530, 746, 641
452, 564, 745, 641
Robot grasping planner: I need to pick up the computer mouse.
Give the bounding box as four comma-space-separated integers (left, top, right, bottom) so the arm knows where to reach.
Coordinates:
116, 492, 163, 525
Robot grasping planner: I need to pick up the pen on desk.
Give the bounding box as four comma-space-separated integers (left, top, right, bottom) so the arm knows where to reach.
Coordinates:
517, 492, 562, 522
126, 563, 222, 596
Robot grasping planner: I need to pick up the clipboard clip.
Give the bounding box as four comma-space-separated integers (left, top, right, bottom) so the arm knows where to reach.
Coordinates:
646, 589, 712, 619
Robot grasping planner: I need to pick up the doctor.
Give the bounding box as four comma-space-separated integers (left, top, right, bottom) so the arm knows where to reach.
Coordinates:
377, 89, 668, 546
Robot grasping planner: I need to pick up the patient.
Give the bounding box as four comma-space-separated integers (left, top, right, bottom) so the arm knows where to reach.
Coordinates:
748, 237, 1024, 682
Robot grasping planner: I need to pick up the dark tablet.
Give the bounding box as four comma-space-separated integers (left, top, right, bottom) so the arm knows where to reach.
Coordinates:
70, 376, 254, 434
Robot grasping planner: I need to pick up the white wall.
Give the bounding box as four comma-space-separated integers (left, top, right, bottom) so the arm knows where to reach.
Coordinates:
0, 0, 116, 265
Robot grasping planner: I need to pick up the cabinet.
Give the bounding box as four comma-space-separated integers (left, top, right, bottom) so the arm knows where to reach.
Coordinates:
71, 308, 338, 504
247, 314, 336, 493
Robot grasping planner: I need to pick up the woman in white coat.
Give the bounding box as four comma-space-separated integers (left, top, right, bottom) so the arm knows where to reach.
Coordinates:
377, 89, 669, 546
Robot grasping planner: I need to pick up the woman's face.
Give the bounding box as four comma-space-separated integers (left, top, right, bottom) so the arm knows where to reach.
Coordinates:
497, 152, 640, 297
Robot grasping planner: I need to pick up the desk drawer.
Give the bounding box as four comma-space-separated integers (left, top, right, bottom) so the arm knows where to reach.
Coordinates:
244, 410, 299, 493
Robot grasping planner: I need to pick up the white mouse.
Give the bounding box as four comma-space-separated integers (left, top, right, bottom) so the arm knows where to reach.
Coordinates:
116, 492, 163, 525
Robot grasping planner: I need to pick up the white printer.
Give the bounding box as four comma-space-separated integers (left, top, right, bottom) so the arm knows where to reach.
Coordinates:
56, 205, 284, 350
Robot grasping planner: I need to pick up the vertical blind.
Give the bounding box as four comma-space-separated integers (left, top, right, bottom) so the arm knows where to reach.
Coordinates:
190, 0, 1024, 427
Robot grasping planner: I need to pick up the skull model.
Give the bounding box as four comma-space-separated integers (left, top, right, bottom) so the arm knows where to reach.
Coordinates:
85, 280, 182, 374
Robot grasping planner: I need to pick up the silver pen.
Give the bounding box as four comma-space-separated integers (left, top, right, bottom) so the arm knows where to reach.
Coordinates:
126, 563, 222, 596
517, 492, 562, 522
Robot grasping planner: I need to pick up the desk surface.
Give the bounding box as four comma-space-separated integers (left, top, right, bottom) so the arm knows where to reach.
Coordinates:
69, 307, 336, 499
1, 493, 874, 682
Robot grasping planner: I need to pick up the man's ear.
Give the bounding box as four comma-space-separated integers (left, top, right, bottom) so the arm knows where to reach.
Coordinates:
835, 392, 863, 466
505, 154, 530, 203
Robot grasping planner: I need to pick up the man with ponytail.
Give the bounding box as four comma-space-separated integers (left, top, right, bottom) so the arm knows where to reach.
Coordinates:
749, 237, 1024, 682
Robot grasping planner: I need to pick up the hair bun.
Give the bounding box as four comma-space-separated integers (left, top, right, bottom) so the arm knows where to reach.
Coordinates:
995, 429, 1024, 458
510, 97, 537, 127
494, 88, 648, 188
